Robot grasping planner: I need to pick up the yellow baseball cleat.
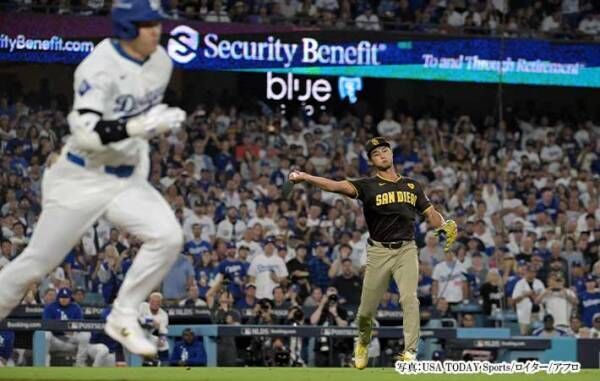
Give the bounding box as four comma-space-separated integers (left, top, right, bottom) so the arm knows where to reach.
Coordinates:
395, 350, 417, 362
354, 342, 368, 370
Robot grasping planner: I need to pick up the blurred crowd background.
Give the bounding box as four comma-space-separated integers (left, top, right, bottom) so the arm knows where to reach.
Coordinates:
1, 86, 599, 341
0, 0, 598, 39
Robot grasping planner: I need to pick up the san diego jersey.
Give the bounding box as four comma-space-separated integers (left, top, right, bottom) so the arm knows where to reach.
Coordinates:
68, 38, 173, 170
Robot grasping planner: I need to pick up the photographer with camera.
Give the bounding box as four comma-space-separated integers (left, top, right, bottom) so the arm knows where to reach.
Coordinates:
286, 305, 306, 366
536, 272, 578, 328
310, 287, 349, 367
212, 290, 241, 366
244, 298, 277, 366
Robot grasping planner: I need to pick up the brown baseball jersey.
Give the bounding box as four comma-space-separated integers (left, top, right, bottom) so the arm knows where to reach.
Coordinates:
347, 175, 432, 242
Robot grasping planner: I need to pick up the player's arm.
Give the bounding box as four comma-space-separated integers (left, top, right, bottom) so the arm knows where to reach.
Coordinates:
68, 72, 185, 151
423, 206, 445, 229
288, 170, 357, 198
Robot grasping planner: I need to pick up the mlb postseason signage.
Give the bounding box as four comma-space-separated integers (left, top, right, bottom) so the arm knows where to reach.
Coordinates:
1, 13, 599, 88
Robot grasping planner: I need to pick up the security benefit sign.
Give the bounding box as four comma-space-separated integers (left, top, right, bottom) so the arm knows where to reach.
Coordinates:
167, 25, 383, 70
265, 72, 363, 116
166, 25, 599, 88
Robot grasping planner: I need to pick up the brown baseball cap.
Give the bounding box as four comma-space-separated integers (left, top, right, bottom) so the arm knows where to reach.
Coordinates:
365, 137, 391, 158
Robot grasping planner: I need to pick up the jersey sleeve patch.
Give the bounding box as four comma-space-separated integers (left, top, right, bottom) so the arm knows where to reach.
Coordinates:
78, 80, 92, 96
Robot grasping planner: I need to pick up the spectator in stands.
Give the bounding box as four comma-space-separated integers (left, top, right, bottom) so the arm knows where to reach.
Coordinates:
235, 283, 257, 310
0, 239, 12, 269
93, 245, 121, 305
460, 313, 476, 328
480, 269, 504, 320
102, 228, 127, 254
330, 258, 362, 306
204, 0, 231, 22
139, 293, 170, 366
42, 288, 57, 306
21, 284, 39, 305
378, 290, 399, 310
163, 253, 195, 304
248, 236, 288, 300
184, 224, 212, 259
179, 284, 208, 307
286, 243, 310, 296
417, 261, 434, 308
430, 297, 453, 320
216, 207, 246, 242
303, 286, 323, 307
170, 328, 207, 367
591, 313, 600, 338
72, 288, 86, 305
376, 109, 402, 139
568, 315, 585, 337
207, 242, 248, 302
0, 330, 15, 367
513, 265, 545, 335
432, 245, 468, 306
536, 273, 578, 328
309, 242, 332, 290
581, 275, 600, 327
42, 288, 88, 366
540, 10, 563, 33
272, 286, 291, 312
467, 251, 488, 286
419, 231, 444, 267
578, 14, 600, 36
355, 5, 381, 30
532, 314, 569, 337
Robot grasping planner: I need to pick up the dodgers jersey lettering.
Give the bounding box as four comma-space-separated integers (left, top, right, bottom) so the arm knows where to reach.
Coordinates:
348, 175, 432, 242
68, 38, 172, 170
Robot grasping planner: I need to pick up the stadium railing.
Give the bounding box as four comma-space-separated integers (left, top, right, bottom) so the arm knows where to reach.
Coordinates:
2, 320, 595, 367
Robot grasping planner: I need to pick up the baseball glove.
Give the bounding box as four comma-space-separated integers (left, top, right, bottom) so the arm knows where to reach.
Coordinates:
436, 219, 457, 252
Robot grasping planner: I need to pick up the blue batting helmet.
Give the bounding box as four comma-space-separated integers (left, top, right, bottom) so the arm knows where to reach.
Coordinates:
112, 0, 165, 40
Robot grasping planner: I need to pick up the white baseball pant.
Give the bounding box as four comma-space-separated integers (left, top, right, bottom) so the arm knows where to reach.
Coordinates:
44, 331, 89, 367
0, 152, 183, 319
86, 343, 116, 367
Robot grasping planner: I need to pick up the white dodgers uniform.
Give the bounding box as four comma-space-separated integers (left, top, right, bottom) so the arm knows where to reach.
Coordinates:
0, 38, 184, 322
138, 302, 169, 353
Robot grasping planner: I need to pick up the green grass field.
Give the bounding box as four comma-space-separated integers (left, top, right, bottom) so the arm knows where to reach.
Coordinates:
0, 368, 597, 381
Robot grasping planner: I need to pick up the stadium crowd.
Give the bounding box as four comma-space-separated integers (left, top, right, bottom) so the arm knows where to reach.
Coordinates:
0, 85, 599, 366
1, 0, 599, 38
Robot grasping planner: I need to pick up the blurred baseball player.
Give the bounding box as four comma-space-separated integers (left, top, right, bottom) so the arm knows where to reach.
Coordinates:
42, 288, 89, 366
0, 0, 185, 356
288, 137, 457, 369
138, 292, 169, 365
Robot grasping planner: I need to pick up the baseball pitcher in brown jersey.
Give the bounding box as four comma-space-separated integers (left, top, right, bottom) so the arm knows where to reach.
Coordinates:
287, 137, 457, 369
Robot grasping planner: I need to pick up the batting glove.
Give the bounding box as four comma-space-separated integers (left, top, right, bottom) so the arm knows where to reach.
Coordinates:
127, 103, 186, 138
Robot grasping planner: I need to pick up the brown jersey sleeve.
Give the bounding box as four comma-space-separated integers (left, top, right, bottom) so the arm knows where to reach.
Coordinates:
347, 178, 370, 202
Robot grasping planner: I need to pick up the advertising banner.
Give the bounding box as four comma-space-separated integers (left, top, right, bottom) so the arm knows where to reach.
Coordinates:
1, 13, 598, 88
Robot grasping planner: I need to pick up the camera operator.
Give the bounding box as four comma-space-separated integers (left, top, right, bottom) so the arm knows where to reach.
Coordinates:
245, 298, 277, 366
310, 287, 349, 367
250, 298, 277, 325
286, 305, 306, 366
212, 290, 241, 366
264, 337, 293, 367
